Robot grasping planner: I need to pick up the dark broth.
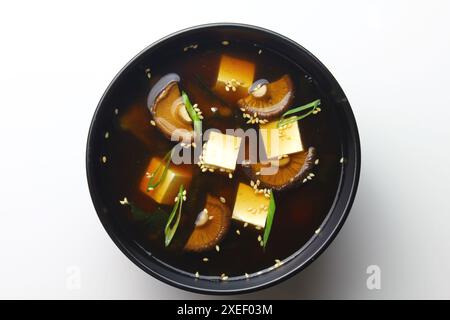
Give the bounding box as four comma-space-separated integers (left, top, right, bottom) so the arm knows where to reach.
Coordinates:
97, 38, 343, 280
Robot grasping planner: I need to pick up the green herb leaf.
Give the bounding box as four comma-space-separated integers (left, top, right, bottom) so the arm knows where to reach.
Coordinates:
182, 91, 202, 135
263, 191, 276, 249
164, 185, 185, 247
124, 202, 168, 238
277, 99, 321, 128
146, 148, 173, 191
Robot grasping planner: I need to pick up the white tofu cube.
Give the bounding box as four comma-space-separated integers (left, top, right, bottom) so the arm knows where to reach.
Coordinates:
201, 131, 242, 172
259, 118, 304, 159
232, 183, 270, 228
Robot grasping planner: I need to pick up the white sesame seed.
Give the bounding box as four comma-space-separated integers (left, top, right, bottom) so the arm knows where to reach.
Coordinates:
202, 257, 209, 262
119, 197, 128, 205
258, 49, 262, 54
101, 156, 107, 163
219, 196, 226, 203
340, 157, 345, 163
114, 108, 118, 115
236, 229, 241, 235
215, 245, 220, 252
315, 228, 321, 234
104, 132, 109, 139
244, 222, 249, 228
222, 40, 229, 46
315, 158, 320, 165
195, 272, 199, 278
257, 235, 262, 242
228, 173, 233, 179
245, 273, 250, 278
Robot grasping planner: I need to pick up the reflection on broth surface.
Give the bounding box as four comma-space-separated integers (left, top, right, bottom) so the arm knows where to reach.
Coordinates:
98, 38, 344, 280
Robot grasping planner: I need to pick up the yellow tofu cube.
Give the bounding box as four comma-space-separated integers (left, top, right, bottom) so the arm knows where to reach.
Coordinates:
201, 131, 242, 172
140, 157, 192, 205
259, 119, 304, 159
216, 55, 255, 89
232, 183, 270, 228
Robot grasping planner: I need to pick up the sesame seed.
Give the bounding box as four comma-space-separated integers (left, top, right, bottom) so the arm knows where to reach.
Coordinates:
119, 197, 128, 205
221, 274, 228, 280
209, 215, 214, 220
315, 158, 320, 165
202, 257, 209, 262
101, 156, 107, 163
303, 178, 308, 183
114, 108, 118, 115
244, 222, 249, 228
104, 132, 109, 139
228, 173, 233, 179
260, 241, 264, 247
236, 229, 241, 235
315, 228, 321, 234
245, 273, 250, 278
340, 157, 345, 163
258, 49, 262, 54
257, 235, 262, 242
215, 245, 220, 252
222, 40, 229, 46
195, 272, 199, 278
219, 196, 226, 203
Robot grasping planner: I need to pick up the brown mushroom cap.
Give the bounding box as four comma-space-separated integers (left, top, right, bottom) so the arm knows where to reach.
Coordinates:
247, 147, 317, 191
147, 73, 194, 142
184, 195, 231, 252
237, 75, 294, 119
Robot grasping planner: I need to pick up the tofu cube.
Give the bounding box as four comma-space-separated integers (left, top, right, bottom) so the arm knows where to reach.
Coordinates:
139, 157, 192, 205
201, 131, 242, 172
232, 183, 270, 228
216, 55, 255, 89
259, 119, 304, 159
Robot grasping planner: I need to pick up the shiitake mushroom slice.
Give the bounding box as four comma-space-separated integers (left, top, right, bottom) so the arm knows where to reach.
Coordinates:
246, 147, 317, 191
147, 73, 194, 142
237, 75, 294, 120
184, 195, 231, 252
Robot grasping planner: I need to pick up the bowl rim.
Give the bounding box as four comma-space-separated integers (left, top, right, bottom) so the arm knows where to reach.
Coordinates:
86, 22, 361, 295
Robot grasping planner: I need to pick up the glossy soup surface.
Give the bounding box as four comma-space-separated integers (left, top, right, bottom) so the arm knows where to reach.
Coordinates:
97, 38, 343, 280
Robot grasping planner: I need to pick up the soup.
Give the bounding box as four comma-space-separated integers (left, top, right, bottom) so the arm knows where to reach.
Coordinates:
95, 36, 344, 281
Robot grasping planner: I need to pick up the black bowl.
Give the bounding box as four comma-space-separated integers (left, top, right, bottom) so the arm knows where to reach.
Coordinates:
86, 23, 360, 295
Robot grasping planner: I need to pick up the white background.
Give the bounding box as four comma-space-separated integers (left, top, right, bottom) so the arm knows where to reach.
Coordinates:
1, 0, 449, 299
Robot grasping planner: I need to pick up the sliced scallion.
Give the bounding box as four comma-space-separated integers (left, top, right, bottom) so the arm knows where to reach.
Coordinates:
164, 185, 185, 247
277, 99, 321, 128
263, 191, 276, 249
